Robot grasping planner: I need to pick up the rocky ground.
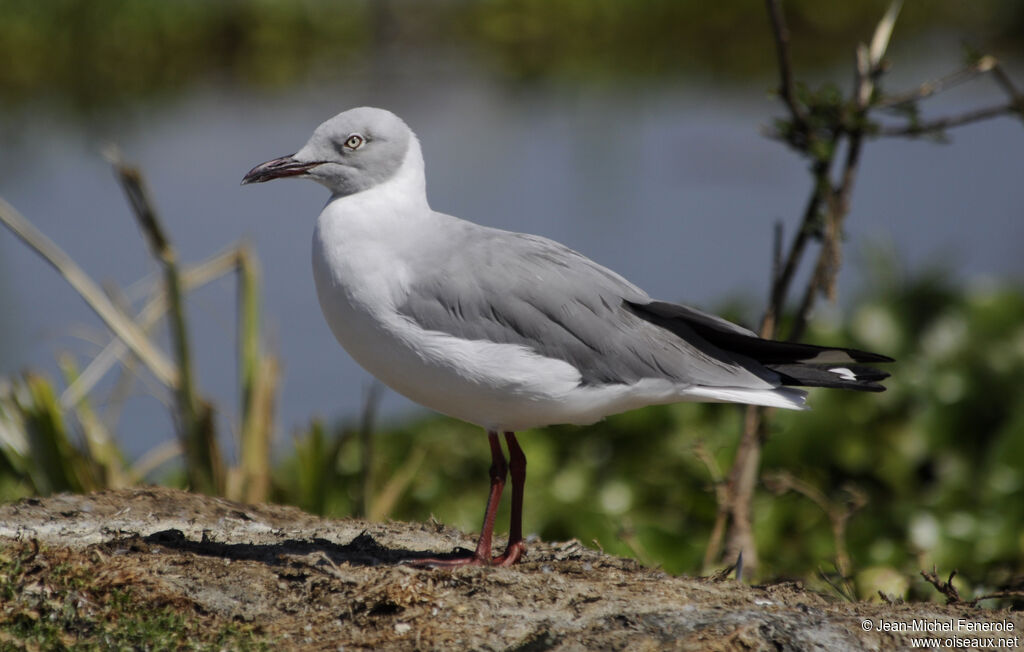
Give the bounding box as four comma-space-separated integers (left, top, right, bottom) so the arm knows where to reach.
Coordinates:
0, 488, 1019, 650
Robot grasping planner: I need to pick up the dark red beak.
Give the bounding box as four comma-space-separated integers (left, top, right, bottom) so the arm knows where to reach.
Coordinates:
241, 155, 321, 185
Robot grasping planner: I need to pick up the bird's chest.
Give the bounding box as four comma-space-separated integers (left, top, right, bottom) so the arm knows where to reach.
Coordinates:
308, 204, 590, 429
310, 211, 414, 368
309, 207, 480, 404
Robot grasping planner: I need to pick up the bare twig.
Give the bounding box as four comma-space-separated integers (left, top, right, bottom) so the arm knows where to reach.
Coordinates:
765, 472, 867, 580
877, 101, 1022, 137
721, 26, 857, 567
762, 159, 831, 337
876, 51, 1023, 138
790, 14, 892, 341
968, 589, 1024, 607
875, 58, 997, 109
990, 59, 1022, 99
718, 3, 899, 567
708, 1, 832, 575
719, 404, 768, 572
877, 590, 902, 605
922, 568, 1024, 606
694, 441, 731, 572
770, 221, 783, 288
921, 567, 963, 605
765, 0, 806, 125
790, 139, 866, 340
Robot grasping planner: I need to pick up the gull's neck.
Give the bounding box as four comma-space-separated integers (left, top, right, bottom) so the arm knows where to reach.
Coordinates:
314, 133, 437, 305
329, 134, 429, 216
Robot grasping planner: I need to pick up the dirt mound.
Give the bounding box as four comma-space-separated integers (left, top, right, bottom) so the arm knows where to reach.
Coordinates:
0, 488, 1019, 650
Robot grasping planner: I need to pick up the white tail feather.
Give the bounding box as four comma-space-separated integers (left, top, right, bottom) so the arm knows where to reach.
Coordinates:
681, 386, 809, 410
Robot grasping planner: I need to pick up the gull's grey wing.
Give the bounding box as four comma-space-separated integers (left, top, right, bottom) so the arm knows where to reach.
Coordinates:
627, 300, 892, 391
398, 222, 779, 389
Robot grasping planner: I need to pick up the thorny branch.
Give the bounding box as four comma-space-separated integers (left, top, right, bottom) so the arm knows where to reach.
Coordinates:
707, 0, 1024, 578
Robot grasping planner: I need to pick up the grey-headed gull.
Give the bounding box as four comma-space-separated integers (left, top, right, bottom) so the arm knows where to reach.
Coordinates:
243, 107, 891, 566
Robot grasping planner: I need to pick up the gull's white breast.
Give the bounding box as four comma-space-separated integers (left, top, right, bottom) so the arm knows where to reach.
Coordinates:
309, 155, 612, 431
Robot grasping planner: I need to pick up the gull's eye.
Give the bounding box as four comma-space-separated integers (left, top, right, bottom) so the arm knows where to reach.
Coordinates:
344, 134, 365, 150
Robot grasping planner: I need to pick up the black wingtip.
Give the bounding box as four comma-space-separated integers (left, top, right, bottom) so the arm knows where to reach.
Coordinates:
847, 350, 895, 364
768, 363, 892, 392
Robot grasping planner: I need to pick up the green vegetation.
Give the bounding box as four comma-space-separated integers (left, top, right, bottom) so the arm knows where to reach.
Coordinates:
0, 0, 1021, 113
0, 542, 271, 650
1, 8, 1022, 647
0, 177, 277, 504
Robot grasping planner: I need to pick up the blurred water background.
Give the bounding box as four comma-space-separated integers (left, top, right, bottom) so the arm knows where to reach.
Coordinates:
1, 0, 1022, 462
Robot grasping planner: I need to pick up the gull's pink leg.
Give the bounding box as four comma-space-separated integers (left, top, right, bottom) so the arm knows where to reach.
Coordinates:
407, 430, 507, 567
474, 430, 508, 560
493, 431, 527, 566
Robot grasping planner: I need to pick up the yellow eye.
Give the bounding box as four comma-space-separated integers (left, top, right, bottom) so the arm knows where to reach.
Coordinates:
344, 134, 365, 150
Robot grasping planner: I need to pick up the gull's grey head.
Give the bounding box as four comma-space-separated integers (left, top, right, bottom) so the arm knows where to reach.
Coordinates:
242, 107, 415, 196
